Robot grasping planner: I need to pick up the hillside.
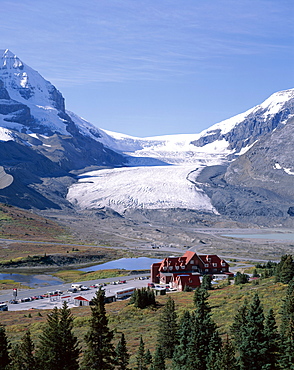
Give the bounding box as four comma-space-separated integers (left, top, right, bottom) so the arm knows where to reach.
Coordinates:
0, 276, 288, 368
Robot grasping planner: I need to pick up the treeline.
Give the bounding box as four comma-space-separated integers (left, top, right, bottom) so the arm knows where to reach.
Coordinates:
231, 254, 294, 287
254, 254, 294, 283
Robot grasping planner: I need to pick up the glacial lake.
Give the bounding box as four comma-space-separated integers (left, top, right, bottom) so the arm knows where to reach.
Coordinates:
80, 257, 162, 272
222, 233, 294, 242
0, 273, 64, 288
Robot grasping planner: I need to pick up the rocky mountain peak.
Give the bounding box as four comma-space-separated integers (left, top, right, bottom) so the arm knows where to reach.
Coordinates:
0, 49, 24, 69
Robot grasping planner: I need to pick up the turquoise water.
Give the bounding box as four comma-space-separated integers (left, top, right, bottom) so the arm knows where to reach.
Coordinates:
222, 233, 294, 241
80, 257, 162, 272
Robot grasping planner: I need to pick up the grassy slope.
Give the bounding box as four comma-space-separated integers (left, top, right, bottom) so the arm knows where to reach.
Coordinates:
0, 277, 287, 368
0, 203, 70, 242
0, 203, 130, 289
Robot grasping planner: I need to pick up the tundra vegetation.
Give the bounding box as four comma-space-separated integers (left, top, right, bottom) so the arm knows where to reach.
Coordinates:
1, 255, 294, 369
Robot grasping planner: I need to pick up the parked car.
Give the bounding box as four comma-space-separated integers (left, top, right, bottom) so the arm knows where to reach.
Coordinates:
67, 288, 77, 293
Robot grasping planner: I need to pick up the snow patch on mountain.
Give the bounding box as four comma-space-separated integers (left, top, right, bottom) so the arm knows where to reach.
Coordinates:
0, 127, 14, 142
274, 162, 294, 175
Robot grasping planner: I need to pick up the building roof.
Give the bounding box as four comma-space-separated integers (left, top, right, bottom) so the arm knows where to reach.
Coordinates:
73, 296, 89, 302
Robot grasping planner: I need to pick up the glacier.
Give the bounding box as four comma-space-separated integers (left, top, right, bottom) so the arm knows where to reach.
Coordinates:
67, 88, 294, 213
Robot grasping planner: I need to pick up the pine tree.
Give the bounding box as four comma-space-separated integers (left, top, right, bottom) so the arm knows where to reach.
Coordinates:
130, 288, 156, 309
275, 254, 294, 283
157, 296, 178, 358
237, 294, 267, 370
201, 274, 212, 290
230, 299, 248, 345
279, 279, 294, 369
280, 255, 294, 284
0, 324, 10, 369
144, 349, 152, 366
134, 336, 147, 370
82, 288, 115, 369
212, 336, 238, 370
36, 306, 60, 369
263, 309, 281, 370
58, 302, 80, 370
9, 333, 36, 370
115, 333, 130, 370
175, 288, 221, 370
206, 331, 223, 370
9, 344, 23, 370
151, 345, 165, 370
189, 288, 221, 370
37, 302, 80, 370
234, 271, 249, 285
172, 310, 192, 370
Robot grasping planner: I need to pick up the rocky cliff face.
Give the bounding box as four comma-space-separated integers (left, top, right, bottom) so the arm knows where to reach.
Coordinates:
194, 114, 294, 224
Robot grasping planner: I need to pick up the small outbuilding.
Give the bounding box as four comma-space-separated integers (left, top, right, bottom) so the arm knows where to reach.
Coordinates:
73, 296, 90, 307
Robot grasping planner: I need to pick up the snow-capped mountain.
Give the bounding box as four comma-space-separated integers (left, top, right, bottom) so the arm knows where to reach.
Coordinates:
0, 49, 124, 209
0, 49, 69, 135
0, 49, 293, 223
67, 88, 294, 216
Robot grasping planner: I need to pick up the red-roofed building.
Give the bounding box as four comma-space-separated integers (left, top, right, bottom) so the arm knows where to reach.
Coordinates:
73, 296, 90, 306
151, 251, 229, 286
170, 273, 201, 291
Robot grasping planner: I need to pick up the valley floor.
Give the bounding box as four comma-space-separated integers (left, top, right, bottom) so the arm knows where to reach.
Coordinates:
40, 208, 294, 262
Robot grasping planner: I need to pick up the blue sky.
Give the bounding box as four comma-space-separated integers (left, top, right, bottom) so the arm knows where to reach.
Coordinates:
2, 0, 293, 137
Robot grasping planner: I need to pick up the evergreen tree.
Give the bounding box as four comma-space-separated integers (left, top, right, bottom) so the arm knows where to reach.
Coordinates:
0, 324, 10, 369
82, 288, 115, 369
36, 306, 59, 369
144, 349, 152, 367
130, 288, 156, 309
234, 271, 249, 285
263, 309, 281, 370
237, 294, 267, 370
275, 254, 294, 283
157, 296, 178, 358
134, 336, 147, 370
58, 302, 80, 369
206, 332, 223, 370
212, 336, 238, 370
115, 333, 130, 370
280, 255, 294, 284
17, 330, 36, 370
230, 299, 248, 345
151, 345, 165, 370
37, 302, 80, 370
279, 279, 294, 369
201, 274, 212, 290
172, 310, 193, 370
187, 288, 221, 370
9, 344, 23, 370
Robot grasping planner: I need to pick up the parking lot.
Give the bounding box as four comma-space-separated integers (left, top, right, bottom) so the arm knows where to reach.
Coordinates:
0, 275, 154, 311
